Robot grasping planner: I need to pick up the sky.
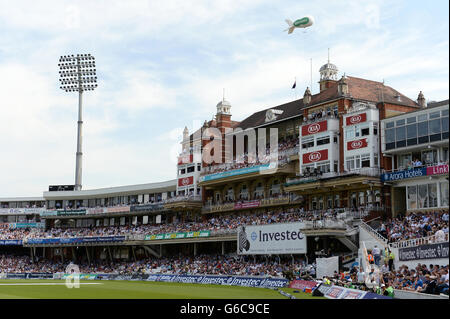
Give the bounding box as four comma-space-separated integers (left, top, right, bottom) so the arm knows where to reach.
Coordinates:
0, 0, 448, 197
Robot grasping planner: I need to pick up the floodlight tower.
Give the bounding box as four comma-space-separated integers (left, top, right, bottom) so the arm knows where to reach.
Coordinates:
58, 54, 98, 191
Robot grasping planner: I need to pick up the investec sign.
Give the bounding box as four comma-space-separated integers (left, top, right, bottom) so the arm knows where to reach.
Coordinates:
301, 120, 327, 136
237, 222, 307, 255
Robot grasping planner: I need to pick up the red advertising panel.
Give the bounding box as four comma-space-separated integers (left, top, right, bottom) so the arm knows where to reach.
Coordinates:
346, 113, 367, 126
301, 120, 327, 136
347, 138, 368, 150
289, 280, 317, 290
427, 164, 449, 176
178, 154, 193, 165
302, 149, 328, 164
178, 176, 194, 187
234, 200, 260, 210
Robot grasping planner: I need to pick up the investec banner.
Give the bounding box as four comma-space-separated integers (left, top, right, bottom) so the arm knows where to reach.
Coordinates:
145, 274, 288, 288
399, 242, 449, 261
144, 230, 210, 241
237, 222, 306, 255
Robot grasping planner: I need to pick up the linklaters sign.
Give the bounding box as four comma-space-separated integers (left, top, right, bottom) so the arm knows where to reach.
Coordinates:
399, 242, 449, 261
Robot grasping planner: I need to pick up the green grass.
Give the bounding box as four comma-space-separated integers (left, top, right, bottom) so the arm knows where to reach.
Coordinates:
0, 280, 296, 299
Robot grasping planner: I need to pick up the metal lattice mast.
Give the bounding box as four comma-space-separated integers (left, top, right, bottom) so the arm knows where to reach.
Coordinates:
58, 54, 98, 191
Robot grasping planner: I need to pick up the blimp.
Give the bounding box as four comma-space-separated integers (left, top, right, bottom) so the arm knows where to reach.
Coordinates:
284, 16, 314, 34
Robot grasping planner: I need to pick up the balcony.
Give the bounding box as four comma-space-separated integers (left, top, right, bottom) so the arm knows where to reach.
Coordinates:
203, 196, 291, 214
286, 167, 382, 187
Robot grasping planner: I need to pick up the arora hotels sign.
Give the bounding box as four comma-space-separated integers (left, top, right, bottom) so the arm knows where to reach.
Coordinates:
381, 164, 449, 182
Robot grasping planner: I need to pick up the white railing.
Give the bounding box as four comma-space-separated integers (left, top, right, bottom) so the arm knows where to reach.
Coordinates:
389, 233, 449, 249
360, 221, 389, 246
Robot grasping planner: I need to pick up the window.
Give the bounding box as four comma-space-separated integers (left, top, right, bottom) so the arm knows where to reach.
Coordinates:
319, 196, 324, 210
334, 195, 340, 208
428, 184, 437, 208
407, 186, 417, 210
374, 154, 378, 167
418, 114, 427, 121
317, 161, 330, 173
430, 111, 440, 119
361, 127, 370, 136
317, 136, 330, 146
373, 124, 378, 135
429, 119, 441, 134
359, 192, 365, 205
418, 184, 428, 208
302, 137, 314, 149
346, 156, 355, 171
327, 196, 333, 208
345, 128, 355, 140
407, 116, 416, 124
396, 119, 405, 126
406, 124, 417, 138
180, 168, 186, 175
334, 161, 338, 172
361, 154, 370, 168
422, 150, 437, 165
441, 182, 449, 207
385, 129, 395, 143
442, 116, 449, 132
187, 166, 195, 173
398, 154, 412, 169
386, 121, 394, 129
311, 196, 317, 210
333, 136, 338, 143
396, 126, 406, 140
442, 147, 449, 162
197, 165, 201, 171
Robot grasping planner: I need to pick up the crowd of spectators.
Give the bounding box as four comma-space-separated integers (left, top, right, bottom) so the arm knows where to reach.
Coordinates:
1, 207, 347, 241
201, 136, 299, 176
0, 253, 304, 278
302, 107, 338, 125
377, 210, 449, 244
319, 263, 449, 297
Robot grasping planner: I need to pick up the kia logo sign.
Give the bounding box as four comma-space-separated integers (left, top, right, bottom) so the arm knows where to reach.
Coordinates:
307, 123, 320, 134
346, 113, 366, 126
350, 115, 361, 124
351, 140, 363, 149
178, 176, 193, 187
347, 139, 367, 150
308, 152, 321, 162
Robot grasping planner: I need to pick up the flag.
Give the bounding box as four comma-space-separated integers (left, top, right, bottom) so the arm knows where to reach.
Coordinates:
292, 81, 296, 89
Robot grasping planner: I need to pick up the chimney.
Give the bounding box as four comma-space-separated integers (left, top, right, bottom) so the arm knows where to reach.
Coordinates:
303, 87, 312, 105
417, 91, 427, 108
338, 75, 349, 96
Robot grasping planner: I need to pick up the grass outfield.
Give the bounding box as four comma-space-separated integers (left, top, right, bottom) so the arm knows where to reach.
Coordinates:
0, 280, 310, 299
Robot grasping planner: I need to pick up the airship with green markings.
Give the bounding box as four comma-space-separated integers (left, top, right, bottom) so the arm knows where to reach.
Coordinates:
284, 16, 314, 34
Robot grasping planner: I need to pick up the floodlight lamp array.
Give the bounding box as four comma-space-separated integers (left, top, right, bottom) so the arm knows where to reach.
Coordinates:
58, 54, 98, 92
